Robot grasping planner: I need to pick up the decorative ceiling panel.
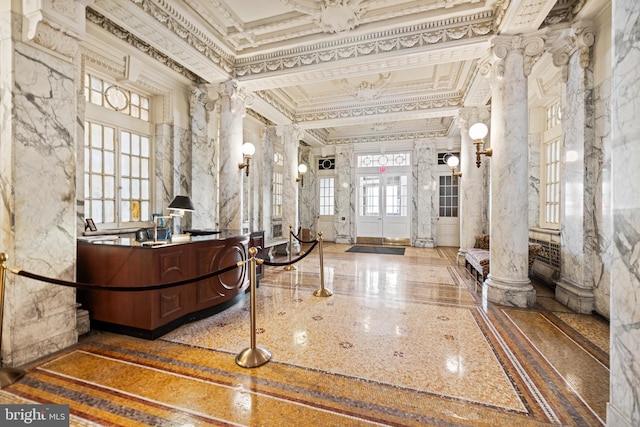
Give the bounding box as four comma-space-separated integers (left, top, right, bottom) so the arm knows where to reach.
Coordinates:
86, 0, 569, 145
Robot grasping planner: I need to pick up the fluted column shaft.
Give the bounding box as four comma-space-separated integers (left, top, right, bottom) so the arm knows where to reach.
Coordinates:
483, 35, 544, 308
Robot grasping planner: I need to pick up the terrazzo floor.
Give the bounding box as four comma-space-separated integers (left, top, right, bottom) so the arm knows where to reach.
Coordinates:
0, 243, 609, 426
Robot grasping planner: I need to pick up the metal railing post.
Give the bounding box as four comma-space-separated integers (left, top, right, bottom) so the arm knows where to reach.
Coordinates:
313, 232, 332, 297
283, 224, 296, 271
0, 253, 25, 388
236, 247, 271, 368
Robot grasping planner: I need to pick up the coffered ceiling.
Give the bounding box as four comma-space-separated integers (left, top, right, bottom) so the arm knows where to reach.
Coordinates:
88, 0, 571, 146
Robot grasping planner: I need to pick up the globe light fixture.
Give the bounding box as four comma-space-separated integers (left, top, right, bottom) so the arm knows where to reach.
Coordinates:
468, 123, 492, 168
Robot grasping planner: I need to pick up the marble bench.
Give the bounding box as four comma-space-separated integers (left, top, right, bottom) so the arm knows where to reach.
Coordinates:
464, 234, 543, 292
264, 238, 289, 262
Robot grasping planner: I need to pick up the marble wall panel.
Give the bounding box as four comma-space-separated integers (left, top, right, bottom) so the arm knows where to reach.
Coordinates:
3, 41, 78, 365
559, 52, 589, 286
609, 1, 640, 424
261, 128, 276, 241
528, 132, 541, 228
190, 87, 217, 230
591, 78, 612, 319
412, 141, 436, 248
334, 145, 354, 244
218, 94, 243, 230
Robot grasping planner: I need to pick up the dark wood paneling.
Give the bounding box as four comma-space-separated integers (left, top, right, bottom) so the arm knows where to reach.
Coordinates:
76, 232, 263, 338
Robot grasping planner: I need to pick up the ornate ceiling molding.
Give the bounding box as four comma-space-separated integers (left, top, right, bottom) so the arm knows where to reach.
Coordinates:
295, 95, 463, 123
327, 129, 450, 145
128, 0, 235, 72
235, 12, 494, 78
282, 0, 366, 33
86, 9, 203, 83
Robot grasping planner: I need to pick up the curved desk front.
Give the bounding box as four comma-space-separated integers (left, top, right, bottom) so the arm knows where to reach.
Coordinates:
77, 231, 263, 339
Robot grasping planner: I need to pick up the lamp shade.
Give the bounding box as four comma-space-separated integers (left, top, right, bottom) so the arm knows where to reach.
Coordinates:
298, 163, 307, 174
241, 142, 255, 156
468, 122, 488, 140
168, 195, 195, 211
446, 155, 460, 168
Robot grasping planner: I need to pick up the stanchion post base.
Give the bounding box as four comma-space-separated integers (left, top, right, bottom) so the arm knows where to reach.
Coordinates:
283, 265, 297, 271
0, 367, 25, 389
236, 347, 271, 368
313, 288, 333, 297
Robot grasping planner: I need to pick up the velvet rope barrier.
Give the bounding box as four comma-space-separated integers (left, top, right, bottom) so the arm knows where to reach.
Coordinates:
4, 261, 240, 292
261, 239, 319, 267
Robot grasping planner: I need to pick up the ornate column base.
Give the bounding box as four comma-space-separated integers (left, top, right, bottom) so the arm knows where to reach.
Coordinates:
413, 238, 435, 248
456, 248, 467, 265
483, 275, 536, 308
555, 279, 594, 314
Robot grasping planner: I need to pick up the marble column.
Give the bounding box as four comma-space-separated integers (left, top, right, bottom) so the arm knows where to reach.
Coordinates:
608, 1, 640, 425
298, 145, 316, 234
413, 140, 436, 248
334, 144, 355, 244
246, 126, 267, 233
218, 81, 247, 231
554, 27, 598, 314
277, 124, 304, 251
483, 34, 544, 308
0, 2, 87, 365
260, 127, 277, 241
190, 85, 219, 230
457, 108, 490, 258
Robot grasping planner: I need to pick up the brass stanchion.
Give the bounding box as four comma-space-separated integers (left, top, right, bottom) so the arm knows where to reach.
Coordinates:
283, 224, 296, 271
313, 232, 332, 297
0, 253, 25, 388
236, 247, 271, 368
296, 224, 305, 256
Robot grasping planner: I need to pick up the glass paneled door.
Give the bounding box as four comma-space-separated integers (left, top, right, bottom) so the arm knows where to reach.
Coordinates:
357, 174, 410, 244
435, 173, 460, 247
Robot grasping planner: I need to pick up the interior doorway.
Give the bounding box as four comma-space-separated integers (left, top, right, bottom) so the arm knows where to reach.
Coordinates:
435, 173, 460, 247
356, 174, 410, 245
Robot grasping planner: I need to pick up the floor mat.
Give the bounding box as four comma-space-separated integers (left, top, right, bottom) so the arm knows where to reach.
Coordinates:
346, 245, 405, 255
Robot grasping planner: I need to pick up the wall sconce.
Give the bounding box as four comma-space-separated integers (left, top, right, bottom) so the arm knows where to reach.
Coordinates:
238, 142, 255, 176
445, 154, 462, 178
468, 122, 492, 168
296, 163, 307, 187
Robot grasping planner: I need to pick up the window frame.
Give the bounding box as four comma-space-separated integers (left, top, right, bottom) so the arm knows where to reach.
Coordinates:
540, 100, 562, 230
83, 73, 155, 229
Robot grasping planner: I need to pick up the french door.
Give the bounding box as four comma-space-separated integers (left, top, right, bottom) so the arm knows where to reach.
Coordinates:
435, 173, 460, 247
356, 174, 410, 244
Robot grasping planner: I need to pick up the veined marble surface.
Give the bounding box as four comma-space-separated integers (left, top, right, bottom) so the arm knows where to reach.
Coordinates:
609, 0, 640, 425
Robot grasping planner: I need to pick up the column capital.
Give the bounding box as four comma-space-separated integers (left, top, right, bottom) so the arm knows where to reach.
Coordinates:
220, 80, 254, 116
276, 124, 304, 141
546, 24, 596, 80
190, 84, 219, 116
456, 107, 491, 130
490, 32, 546, 78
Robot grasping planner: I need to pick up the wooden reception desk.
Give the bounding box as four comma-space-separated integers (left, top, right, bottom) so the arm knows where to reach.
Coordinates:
77, 230, 264, 339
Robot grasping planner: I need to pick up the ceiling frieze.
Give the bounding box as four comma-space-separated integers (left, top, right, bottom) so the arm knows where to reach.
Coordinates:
294, 95, 464, 123
254, 91, 296, 122
128, 0, 235, 73
327, 130, 450, 145
86, 8, 203, 84
235, 12, 494, 78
